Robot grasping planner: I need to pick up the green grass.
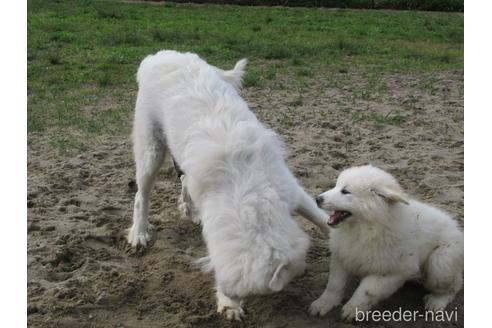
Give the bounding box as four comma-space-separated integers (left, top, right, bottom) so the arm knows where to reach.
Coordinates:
27, 0, 463, 149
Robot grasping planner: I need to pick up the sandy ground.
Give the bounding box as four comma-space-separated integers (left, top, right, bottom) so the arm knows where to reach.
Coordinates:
27, 70, 463, 327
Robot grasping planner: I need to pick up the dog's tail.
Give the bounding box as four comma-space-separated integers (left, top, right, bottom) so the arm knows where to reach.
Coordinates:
217, 58, 248, 91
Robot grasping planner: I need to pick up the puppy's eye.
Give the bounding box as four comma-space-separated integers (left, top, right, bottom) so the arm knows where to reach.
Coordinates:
341, 188, 351, 195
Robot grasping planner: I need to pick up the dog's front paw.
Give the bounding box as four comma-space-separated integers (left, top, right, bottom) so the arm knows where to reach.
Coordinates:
127, 225, 152, 247
309, 294, 339, 316
218, 303, 245, 321
341, 302, 365, 322
217, 292, 244, 321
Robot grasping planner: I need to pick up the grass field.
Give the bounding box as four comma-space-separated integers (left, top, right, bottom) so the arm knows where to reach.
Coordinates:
28, 0, 463, 151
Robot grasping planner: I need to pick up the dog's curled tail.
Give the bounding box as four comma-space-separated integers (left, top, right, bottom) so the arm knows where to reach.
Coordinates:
219, 58, 248, 91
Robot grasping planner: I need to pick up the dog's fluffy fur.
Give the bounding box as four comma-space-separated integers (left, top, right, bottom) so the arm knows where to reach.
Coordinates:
310, 165, 463, 321
127, 50, 329, 320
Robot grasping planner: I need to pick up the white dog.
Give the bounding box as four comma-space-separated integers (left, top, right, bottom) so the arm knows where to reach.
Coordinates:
310, 165, 463, 321
127, 50, 329, 320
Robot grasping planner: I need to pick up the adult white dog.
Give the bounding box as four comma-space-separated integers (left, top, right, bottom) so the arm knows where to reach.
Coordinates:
310, 165, 463, 321
127, 50, 329, 320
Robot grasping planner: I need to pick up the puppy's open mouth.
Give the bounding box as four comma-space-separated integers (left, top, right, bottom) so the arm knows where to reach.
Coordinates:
328, 210, 352, 226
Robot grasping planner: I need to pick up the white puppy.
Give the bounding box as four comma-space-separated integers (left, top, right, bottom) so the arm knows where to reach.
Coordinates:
127, 50, 329, 320
310, 165, 463, 321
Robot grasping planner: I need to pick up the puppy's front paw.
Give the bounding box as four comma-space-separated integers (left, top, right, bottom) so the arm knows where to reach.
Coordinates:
341, 302, 364, 322
309, 294, 339, 316
218, 304, 244, 321
127, 225, 152, 247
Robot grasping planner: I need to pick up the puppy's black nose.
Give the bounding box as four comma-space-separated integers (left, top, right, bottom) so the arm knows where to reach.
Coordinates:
315, 196, 323, 207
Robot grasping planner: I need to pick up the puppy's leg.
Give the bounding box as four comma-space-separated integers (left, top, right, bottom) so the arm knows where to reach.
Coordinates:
127, 123, 166, 247
341, 274, 407, 321
310, 256, 348, 316
424, 274, 462, 312
294, 188, 330, 237
423, 243, 463, 311
216, 287, 244, 321
424, 289, 459, 313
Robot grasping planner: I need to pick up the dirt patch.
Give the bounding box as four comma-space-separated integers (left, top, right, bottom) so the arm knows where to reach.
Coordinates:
27, 71, 463, 327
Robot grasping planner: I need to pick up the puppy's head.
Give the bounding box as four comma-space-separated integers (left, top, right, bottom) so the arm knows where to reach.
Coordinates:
316, 165, 409, 228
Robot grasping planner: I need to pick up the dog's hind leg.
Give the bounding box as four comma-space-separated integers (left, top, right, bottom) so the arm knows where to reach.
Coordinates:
424, 289, 459, 313
177, 175, 199, 224
293, 188, 330, 237
423, 241, 463, 311
171, 157, 198, 223
127, 119, 166, 247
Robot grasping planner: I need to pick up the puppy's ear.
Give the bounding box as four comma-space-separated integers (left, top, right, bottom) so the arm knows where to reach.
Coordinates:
371, 187, 409, 205
269, 263, 289, 292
